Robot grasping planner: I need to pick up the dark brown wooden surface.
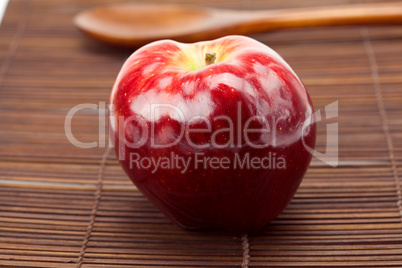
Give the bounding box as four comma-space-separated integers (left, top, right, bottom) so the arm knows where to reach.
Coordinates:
1, 0, 402, 267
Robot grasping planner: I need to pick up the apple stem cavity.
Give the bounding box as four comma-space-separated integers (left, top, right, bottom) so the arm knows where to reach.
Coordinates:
205, 52, 216, 66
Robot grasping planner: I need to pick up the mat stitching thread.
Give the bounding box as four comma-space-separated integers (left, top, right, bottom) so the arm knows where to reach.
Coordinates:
75, 147, 111, 268
242, 234, 250, 268
361, 28, 402, 224
0, 0, 30, 88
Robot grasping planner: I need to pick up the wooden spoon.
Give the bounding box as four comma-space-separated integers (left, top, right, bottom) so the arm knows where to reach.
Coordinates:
74, 2, 402, 47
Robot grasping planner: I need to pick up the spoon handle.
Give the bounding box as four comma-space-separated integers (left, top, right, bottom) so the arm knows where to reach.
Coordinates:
240, 2, 402, 33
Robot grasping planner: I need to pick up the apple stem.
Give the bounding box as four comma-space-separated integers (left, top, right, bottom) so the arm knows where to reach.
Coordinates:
205, 52, 216, 66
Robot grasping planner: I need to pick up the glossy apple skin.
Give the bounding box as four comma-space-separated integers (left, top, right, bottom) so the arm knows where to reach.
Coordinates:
110, 35, 316, 233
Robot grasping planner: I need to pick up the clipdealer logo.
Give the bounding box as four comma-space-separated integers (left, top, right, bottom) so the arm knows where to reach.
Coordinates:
64, 101, 338, 169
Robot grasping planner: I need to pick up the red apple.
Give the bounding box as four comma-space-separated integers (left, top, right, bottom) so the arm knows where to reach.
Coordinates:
109, 35, 316, 233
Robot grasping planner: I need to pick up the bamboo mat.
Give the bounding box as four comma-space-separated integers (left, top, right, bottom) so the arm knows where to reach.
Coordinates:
1, 0, 402, 267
